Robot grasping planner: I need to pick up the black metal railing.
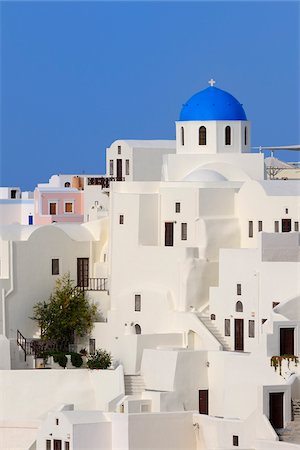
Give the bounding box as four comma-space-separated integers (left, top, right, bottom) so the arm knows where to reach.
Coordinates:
17, 330, 69, 360
87, 177, 125, 189
77, 277, 108, 291
17, 329, 35, 361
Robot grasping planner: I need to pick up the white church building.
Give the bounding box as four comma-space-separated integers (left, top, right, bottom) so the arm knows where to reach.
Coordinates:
0, 81, 300, 450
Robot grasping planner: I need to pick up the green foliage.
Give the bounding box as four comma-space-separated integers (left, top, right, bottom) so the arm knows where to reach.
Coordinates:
31, 273, 98, 351
87, 349, 112, 370
53, 352, 68, 368
71, 352, 83, 368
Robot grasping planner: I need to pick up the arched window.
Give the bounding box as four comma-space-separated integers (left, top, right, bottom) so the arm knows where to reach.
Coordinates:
64, 182, 71, 187
225, 126, 231, 145
244, 127, 247, 146
199, 126, 206, 145
135, 324, 141, 334
210, 314, 216, 320
181, 127, 184, 146
236, 301, 243, 312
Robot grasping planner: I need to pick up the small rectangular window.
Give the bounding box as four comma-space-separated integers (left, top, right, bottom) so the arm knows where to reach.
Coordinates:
11, 189, 17, 199
64, 202, 73, 213
126, 159, 130, 176
181, 223, 187, 240
109, 160, 114, 176
56, 418, 59, 425
224, 319, 230, 336
285, 208, 288, 214
181, 127, 184, 146
46, 440, 51, 450
295, 222, 299, 232
175, 202, 181, 213
89, 338, 96, 354
237, 284, 241, 296
258, 221, 263, 232
274, 221, 279, 232
52, 259, 59, 275
49, 202, 57, 215
118, 145, 121, 154
119, 215, 124, 224
262, 318, 267, 325
248, 221, 253, 238
273, 302, 280, 308
65, 442, 70, 450
249, 320, 255, 338
233, 435, 239, 446
135, 294, 141, 312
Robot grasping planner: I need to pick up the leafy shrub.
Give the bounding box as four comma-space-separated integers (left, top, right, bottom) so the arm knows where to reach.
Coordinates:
71, 352, 83, 368
53, 352, 68, 368
87, 349, 111, 370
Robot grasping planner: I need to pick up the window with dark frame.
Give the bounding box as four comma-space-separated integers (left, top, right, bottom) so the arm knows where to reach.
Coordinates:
126, 159, 130, 176
237, 284, 241, 295
285, 208, 288, 214
119, 215, 124, 225
65, 442, 70, 450
64, 182, 71, 187
11, 189, 17, 199
135, 294, 141, 312
65, 202, 73, 213
89, 338, 96, 354
118, 145, 121, 154
181, 223, 187, 240
249, 320, 255, 338
199, 126, 206, 145
52, 259, 59, 275
46, 440, 51, 450
273, 302, 280, 308
233, 435, 239, 446
181, 127, 184, 145
295, 222, 299, 232
49, 202, 57, 215
258, 221, 263, 232
236, 301, 243, 312
210, 314, 216, 320
244, 127, 247, 145
56, 418, 59, 425
225, 126, 231, 145
225, 319, 230, 336
274, 221, 279, 232
175, 202, 181, 213
109, 160, 114, 176
249, 221, 253, 238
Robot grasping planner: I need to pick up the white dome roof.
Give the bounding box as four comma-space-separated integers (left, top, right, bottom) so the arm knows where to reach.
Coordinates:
183, 168, 227, 182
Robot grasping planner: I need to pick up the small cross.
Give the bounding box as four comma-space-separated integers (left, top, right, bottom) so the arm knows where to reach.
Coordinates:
208, 78, 216, 87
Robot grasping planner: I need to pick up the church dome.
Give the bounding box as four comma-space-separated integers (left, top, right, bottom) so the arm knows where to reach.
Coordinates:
179, 85, 247, 121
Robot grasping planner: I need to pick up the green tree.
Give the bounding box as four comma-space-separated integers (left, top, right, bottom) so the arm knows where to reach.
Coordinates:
31, 273, 98, 351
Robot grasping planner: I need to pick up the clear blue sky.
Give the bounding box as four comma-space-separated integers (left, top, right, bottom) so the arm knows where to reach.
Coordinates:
1, 1, 299, 191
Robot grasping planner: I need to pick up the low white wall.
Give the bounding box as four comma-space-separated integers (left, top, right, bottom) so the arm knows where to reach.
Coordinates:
127, 412, 196, 450
0, 366, 124, 421
0, 420, 40, 450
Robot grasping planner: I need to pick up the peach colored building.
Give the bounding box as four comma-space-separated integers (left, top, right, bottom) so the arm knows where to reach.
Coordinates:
34, 187, 84, 224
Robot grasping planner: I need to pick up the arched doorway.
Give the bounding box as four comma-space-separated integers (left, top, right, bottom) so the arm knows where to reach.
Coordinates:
135, 324, 141, 335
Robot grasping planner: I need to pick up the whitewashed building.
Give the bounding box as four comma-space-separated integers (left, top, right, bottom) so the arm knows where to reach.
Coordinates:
1, 81, 300, 450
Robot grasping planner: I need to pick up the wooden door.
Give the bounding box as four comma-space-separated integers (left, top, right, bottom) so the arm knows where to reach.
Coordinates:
49, 202, 57, 215
280, 328, 294, 355
235, 319, 244, 351
199, 390, 208, 414
282, 219, 291, 232
77, 258, 89, 287
117, 159, 123, 180
165, 222, 174, 246
54, 440, 62, 450
269, 392, 284, 429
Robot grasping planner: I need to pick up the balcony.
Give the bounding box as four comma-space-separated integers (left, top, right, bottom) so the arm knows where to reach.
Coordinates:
77, 277, 108, 291
87, 177, 125, 189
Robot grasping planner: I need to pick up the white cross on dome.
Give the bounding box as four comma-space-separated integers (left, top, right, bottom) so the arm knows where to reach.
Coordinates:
208, 78, 216, 87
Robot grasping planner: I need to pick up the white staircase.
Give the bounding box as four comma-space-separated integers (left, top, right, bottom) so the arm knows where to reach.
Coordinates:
124, 375, 145, 396
197, 314, 231, 351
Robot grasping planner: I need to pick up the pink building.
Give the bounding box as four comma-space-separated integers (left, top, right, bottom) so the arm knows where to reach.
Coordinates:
34, 187, 84, 225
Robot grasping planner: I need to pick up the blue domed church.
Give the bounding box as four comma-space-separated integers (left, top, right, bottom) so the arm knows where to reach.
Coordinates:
176, 80, 250, 155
